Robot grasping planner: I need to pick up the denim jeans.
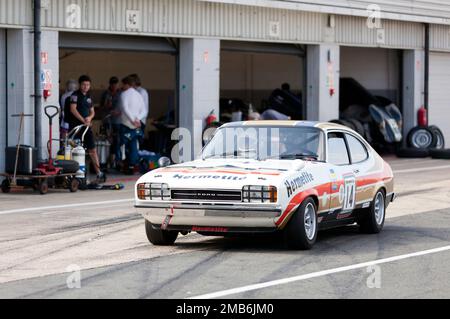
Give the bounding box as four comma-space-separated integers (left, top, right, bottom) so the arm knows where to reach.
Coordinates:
120, 125, 143, 166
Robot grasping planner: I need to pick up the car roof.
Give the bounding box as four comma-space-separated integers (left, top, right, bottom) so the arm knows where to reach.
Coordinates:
221, 120, 354, 133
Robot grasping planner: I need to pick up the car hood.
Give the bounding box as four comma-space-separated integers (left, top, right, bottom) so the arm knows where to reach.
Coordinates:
138, 158, 309, 189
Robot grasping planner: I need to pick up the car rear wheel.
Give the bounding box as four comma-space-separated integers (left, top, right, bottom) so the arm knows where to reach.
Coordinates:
358, 190, 386, 234
145, 220, 178, 246
284, 198, 318, 250
1, 179, 11, 193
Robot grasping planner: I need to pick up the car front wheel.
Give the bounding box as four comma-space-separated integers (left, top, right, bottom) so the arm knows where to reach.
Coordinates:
358, 190, 386, 234
145, 220, 178, 246
284, 198, 318, 250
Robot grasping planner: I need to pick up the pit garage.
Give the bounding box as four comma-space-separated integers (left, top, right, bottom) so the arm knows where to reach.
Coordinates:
59, 32, 178, 161
220, 41, 306, 122
338, 46, 402, 151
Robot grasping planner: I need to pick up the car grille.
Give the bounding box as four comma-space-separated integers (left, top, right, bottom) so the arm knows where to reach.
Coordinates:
171, 189, 242, 202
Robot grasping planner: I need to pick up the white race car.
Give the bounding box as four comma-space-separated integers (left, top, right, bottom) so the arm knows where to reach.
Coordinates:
135, 121, 395, 250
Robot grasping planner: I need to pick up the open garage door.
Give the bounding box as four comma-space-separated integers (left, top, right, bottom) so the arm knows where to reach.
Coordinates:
59, 32, 178, 159
339, 47, 402, 148
429, 52, 450, 145
220, 40, 305, 121
341, 47, 401, 105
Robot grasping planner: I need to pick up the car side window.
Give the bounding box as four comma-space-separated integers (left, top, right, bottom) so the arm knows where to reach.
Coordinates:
346, 134, 369, 163
327, 133, 350, 165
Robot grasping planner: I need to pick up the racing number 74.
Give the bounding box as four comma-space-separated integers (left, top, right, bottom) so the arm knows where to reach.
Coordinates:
343, 176, 356, 211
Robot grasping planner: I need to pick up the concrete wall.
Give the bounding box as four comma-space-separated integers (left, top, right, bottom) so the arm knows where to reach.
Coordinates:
41, 31, 60, 158
341, 46, 400, 102
59, 50, 176, 120
179, 38, 220, 159
306, 44, 340, 122
6, 29, 34, 149
0, 29, 5, 173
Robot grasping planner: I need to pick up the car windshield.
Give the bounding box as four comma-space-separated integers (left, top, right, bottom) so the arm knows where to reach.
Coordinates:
202, 126, 325, 161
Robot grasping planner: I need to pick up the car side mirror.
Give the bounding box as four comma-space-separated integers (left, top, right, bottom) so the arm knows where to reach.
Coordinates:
158, 157, 171, 168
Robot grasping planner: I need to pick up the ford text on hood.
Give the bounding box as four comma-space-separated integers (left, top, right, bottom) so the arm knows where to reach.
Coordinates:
135, 121, 395, 250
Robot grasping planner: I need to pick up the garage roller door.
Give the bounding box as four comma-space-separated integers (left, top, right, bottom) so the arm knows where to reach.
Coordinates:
59, 32, 177, 54
429, 52, 450, 144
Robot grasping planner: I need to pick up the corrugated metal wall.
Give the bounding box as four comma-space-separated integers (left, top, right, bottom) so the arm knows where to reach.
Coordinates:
335, 15, 424, 49
42, 0, 326, 44
0, 0, 449, 51
430, 24, 450, 52
211, 0, 450, 23
0, 0, 32, 27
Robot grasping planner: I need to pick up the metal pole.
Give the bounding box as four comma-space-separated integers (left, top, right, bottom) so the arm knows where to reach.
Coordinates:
424, 23, 430, 112
34, 0, 43, 161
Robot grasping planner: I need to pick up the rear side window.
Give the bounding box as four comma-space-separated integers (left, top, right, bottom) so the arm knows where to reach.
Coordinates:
328, 133, 350, 165
346, 134, 368, 163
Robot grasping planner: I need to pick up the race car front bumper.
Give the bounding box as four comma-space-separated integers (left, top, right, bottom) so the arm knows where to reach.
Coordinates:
135, 201, 283, 231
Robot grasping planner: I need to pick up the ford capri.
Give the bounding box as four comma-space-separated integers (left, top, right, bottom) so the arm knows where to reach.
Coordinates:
135, 121, 395, 250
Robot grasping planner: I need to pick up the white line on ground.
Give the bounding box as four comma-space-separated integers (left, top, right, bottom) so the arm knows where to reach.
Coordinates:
189, 244, 450, 299
394, 165, 450, 174
0, 199, 134, 215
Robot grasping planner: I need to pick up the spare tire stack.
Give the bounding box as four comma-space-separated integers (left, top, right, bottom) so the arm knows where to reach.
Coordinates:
397, 125, 447, 159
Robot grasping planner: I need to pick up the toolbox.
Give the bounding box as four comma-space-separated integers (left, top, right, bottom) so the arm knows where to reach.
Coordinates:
5, 145, 37, 175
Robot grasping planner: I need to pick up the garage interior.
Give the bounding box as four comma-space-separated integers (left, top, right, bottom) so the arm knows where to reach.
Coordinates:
341, 47, 401, 105
338, 46, 403, 151
220, 41, 306, 121
59, 32, 178, 156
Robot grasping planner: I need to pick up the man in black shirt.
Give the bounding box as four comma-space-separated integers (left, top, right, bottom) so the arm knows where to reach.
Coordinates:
67, 75, 105, 182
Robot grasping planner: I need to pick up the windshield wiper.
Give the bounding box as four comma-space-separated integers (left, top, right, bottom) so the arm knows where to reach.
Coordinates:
204, 150, 256, 160
279, 153, 319, 160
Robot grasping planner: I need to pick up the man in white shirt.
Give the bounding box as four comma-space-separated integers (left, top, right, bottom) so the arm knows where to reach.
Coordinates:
129, 74, 149, 147
119, 76, 146, 174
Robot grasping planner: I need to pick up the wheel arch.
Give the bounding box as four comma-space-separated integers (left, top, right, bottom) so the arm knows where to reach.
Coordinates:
277, 189, 319, 229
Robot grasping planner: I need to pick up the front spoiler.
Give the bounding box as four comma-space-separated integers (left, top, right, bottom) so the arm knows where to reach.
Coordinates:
136, 203, 282, 229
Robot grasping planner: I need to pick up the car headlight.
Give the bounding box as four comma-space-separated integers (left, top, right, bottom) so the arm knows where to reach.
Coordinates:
242, 185, 277, 203
137, 183, 171, 200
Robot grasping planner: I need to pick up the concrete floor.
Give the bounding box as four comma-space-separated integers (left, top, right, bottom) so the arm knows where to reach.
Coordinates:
0, 157, 449, 298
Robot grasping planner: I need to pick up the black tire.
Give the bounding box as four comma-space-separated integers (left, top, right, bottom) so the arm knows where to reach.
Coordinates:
39, 180, 49, 195
429, 125, 445, 149
396, 148, 430, 158
1, 179, 11, 194
407, 126, 437, 149
145, 220, 178, 246
358, 190, 386, 234
284, 198, 318, 250
339, 119, 356, 131
55, 160, 80, 174
69, 178, 80, 193
347, 119, 366, 137
330, 120, 356, 130
429, 148, 450, 160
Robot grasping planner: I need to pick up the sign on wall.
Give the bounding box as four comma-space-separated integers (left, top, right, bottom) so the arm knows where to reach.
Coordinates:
126, 10, 142, 31
66, 4, 82, 29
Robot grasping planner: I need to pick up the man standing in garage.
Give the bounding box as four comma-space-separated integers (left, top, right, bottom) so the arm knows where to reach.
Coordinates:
101, 76, 122, 169
129, 74, 149, 146
67, 75, 106, 183
119, 76, 147, 175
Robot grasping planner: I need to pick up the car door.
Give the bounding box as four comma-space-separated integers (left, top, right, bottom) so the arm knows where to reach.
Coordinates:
344, 133, 371, 209
326, 132, 356, 220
